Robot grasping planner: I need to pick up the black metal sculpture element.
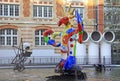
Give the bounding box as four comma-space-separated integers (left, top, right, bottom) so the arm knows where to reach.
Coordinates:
93, 64, 106, 72
11, 38, 32, 72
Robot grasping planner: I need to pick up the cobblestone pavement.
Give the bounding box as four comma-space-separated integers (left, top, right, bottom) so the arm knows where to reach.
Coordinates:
0, 68, 119, 81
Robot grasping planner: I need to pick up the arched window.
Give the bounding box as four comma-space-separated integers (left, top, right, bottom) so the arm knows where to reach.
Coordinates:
35, 29, 50, 46
0, 28, 18, 46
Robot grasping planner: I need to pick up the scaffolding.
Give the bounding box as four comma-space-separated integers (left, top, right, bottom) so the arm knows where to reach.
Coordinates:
104, 0, 120, 30
104, 0, 120, 64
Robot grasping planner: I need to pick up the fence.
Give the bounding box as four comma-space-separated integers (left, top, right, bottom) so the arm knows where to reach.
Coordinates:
0, 56, 119, 65
0, 56, 61, 65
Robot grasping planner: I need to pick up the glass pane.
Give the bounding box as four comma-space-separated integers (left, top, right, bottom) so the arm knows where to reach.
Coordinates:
67, 0, 83, 1
35, 30, 39, 35
4, 4, 8, 16
10, 5, 14, 16
33, 6, 37, 17
48, 37, 51, 45
48, 6, 52, 17
0, 36, 5, 45
41, 37, 45, 45
105, 0, 111, 3
41, 29, 45, 35
7, 37, 11, 45
44, 7, 47, 17
38, 6, 42, 17
6, 29, 11, 35
15, 5, 19, 16
0, 4, 3, 16
13, 37, 17, 45
35, 37, 39, 45
0, 29, 5, 35
75, 7, 83, 18
13, 29, 17, 35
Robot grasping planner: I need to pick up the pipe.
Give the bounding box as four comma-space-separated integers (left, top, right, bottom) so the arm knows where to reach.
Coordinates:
76, 31, 89, 64
101, 31, 115, 64
83, 31, 90, 43
88, 31, 102, 64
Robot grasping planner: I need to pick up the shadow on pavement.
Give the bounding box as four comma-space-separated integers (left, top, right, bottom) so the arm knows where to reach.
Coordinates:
46, 75, 86, 81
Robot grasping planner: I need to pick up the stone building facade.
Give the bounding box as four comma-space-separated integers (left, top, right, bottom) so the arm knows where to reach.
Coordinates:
0, 0, 104, 57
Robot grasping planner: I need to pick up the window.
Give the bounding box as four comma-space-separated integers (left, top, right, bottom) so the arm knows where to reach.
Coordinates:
105, 0, 111, 3
0, 4, 20, 17
66, 7, 84, 19
105, 0, 120, 5
33, 5, 53, 18
104, 6, 120, 25
75, 7, 84, 18
112, 0, 120, 5
35, 29, 50, 46
66, 0, 83, 1
0, 29, 18, 46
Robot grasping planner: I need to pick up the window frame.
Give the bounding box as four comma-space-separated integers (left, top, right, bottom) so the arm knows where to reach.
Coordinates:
33, 5, 53, 18
35, 29, 51, 46
0, 28, 18, 46
0, 4, 20, 17
74, 7, 84, 19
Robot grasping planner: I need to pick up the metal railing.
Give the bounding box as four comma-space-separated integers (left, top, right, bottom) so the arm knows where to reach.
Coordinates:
0, 56, 120, 65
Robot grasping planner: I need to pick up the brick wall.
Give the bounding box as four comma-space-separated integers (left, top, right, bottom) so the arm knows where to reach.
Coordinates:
0, 0, 104, 54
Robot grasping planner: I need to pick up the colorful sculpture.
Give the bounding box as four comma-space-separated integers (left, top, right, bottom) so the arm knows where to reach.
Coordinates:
43, 5, 85, 76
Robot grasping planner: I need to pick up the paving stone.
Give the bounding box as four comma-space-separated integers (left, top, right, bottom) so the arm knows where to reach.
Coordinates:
0, 68, 119, 81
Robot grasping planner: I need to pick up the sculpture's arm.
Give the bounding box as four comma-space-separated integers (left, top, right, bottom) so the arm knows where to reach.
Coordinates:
75, 10, 84, 43
43, 29, 61, 47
